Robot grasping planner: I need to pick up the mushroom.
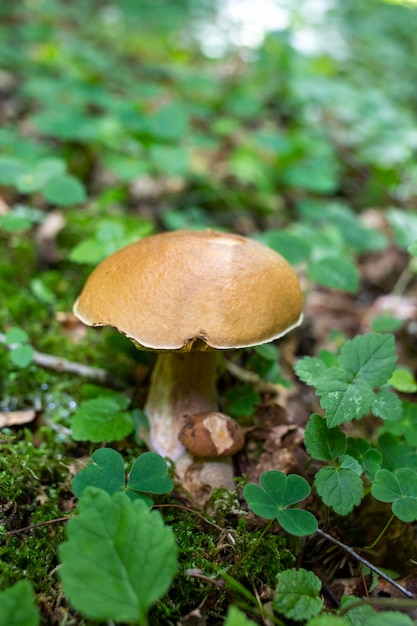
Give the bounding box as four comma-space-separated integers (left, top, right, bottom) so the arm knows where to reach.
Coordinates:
73, 229, 303, 499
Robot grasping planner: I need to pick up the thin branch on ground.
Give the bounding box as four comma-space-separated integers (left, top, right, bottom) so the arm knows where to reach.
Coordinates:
316, 527, 414, 599
0, 331, 124, 388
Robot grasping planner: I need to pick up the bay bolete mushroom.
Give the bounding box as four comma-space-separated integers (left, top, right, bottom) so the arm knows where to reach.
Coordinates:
73, 229, 303, 497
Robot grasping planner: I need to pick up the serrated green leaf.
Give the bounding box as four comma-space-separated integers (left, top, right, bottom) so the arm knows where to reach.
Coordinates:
295, 357, 328, 387
346, 438, 382, 481
10, 345, 34, 368
339, 594, 376, 625
305, 413, 347, 462
372, 388, 403, 421
339, 454, 363, 475
0, 580, 40, 626
371, 468, 417, 522
127, 452, 174, 495
338, 333, 397, 387
277, 508, 318, 536
43, 174, 86, 206
224, 606, 258, 626
71, 448, 125, 498
265, 230, 311, 265
71, 396, 134, 442
315, 466, 364, 515
274, 568, 323, 621
307, 256, 359, 293
59, 488, 178, 623
317, 370, 374, 427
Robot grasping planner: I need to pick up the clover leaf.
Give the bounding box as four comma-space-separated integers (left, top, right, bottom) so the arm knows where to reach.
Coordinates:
371, 468, 417, 522
72, 448, 174, 507
243, 470, 317, 536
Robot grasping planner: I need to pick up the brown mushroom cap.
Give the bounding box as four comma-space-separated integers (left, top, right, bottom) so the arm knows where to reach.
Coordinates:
178, 412, 245, 457
73, 229, 303, 351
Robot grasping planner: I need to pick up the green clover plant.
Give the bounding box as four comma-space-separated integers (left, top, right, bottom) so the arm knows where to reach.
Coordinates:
243, 470, 318, 536
71, 448, 174, 507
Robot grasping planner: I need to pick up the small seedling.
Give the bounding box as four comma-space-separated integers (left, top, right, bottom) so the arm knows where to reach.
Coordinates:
71, 448, 174, 507
296, 332, 402, 427
243, 470, 318, 536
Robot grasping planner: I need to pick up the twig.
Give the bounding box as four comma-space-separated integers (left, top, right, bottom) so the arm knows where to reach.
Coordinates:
224, 359, 284, 395
316, 527, 414, 599
6, 516, 72, 536
0, 332, 124, 388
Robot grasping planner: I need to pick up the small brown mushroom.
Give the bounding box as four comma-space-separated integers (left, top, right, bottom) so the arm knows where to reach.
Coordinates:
178, 411, 245, 457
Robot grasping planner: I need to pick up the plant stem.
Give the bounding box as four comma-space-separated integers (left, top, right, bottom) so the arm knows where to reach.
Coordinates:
364, 514, 395, 551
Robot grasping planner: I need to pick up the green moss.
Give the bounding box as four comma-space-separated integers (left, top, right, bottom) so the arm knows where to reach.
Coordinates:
0, 432, 72, 609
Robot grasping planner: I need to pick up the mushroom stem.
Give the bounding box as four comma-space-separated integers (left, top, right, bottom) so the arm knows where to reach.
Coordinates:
144, 350, 218, 460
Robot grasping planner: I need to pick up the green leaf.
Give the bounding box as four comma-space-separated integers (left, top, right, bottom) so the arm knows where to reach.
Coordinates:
0, 156, 25, 185
304, 413, 347, 462
71, 448, 125, 498
150, 145, 189, 176
253, 342, 279, 362
378, 433, 417, 471
127, 452, 174, 495
10, 345, 34, 368
277, 509, 318, 536
43, 174, 86, 206
338, 333, 397, 386
243, 471, 315, 536
0, 213, 33, 232
0, 580, 40, 626
264, 230, 311, 266
224, 606, 258, 626
389, 367, 417, 393
295, 356, 328, 387
372, 388, 403, 422
315, 466, 364, 515
366, 612, 414, 626
371, 468, 417, 522
306, 616, 350, 626
5, 327, 29, 344
316, 370, 374, 427
71, 396, 134, 442
339, 454, 363, 475
346, 438, 382, 481
339, 595, 376, 625
59, 488, 178, 624
274, 568, 323, 621
307, 256, 359, 293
